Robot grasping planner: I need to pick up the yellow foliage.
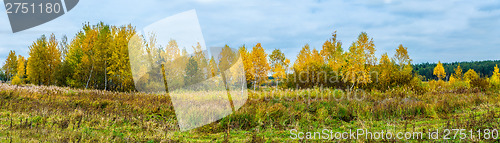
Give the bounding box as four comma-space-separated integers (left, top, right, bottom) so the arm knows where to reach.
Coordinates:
377, 53, 396, 89
449, 75, 457, 84
250, 43, 270, 86
47, 34, 61, 84
454, 64, 463, 81
433, 61, 446, 81
27, 35, 48, 85
2, 50, 17, 80
495, 64, 500, 75
394, 44, 412, 67
11, 75, 22, 85
293, 44, 313, 86
209, 57, 217, 77
321, 31, 345, 72
293, 44, 327, 87
16, 55, 26, 78
272, 64, 286, 81
428, 79, 447, 91
238, 46, 254, 85
464, 69, 479, 83
344, 32, 376, 89
490, 64, 500, 88
269, 49, 289, 85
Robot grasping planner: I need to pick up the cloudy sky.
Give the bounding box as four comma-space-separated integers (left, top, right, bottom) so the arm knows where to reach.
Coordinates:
1, 0, 499, 65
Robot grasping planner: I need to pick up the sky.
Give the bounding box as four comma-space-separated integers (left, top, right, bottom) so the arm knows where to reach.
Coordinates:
1, 0, 500, 66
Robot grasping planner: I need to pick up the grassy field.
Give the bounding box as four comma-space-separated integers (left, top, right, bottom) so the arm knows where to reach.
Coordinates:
0, 83, 499, 142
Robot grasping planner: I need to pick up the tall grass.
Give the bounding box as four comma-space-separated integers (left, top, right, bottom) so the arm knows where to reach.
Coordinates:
0, 83, 499, 142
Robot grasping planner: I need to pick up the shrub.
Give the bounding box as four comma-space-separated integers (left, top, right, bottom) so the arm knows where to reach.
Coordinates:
424, 104, 438, 118
470, 78, 490, 91
387, 87, 411, 98
372, 98, 399, 119
11, 76, 22, 85
409, 76, 428, 95
490, 65, 500, 90
435, 99, 452, 114
315, 107, 329, 122
490, 77, 500, 90
428, 80, 447, 92
449, 81, 470, 93
400, 98, 427, 117
337, 104, 355, 122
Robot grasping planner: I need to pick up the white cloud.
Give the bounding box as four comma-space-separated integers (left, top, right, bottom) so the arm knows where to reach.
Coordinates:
143, 9, 207, 54
0, 0, 499, 65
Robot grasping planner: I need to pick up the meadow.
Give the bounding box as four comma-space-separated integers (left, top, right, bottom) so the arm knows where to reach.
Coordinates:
0, 83, 499, 142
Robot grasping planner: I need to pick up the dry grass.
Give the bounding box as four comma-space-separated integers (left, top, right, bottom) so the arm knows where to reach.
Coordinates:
0, 83, 499, 142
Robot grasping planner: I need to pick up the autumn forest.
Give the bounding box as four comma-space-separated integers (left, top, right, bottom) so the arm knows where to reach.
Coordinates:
1, 22, 500, 142
1, 23, 499, 92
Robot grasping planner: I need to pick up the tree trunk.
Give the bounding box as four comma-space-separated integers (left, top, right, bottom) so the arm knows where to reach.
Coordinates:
350, 82, 355, 91
161, 64, 169, 95
276, 77, 279, 88
254, 78, 256, 91
104, 60, 107, 90
221, 71, 235, 112
86, 65, 94, 89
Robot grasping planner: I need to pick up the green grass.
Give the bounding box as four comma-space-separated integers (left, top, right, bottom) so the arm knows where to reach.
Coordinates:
0, 83, 499, 142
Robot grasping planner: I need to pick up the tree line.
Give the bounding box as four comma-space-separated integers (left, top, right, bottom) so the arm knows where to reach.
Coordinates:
2, 23, 137, 91
414, 60, 500, 81
1, 22, 499, 92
